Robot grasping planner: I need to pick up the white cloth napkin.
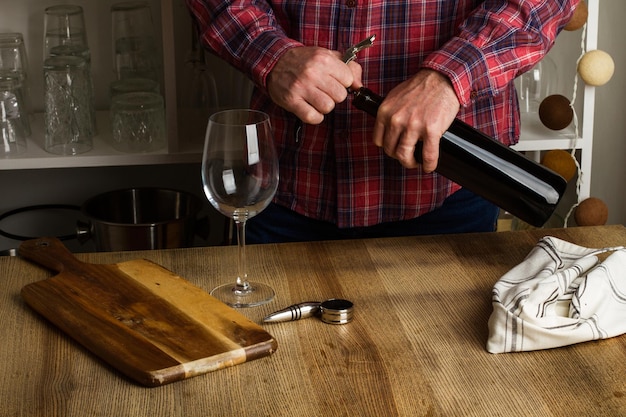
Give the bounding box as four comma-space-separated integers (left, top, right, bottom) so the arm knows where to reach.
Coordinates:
487, 236, 626, 353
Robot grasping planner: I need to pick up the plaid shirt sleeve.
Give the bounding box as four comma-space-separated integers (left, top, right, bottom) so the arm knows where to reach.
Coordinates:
184, 0, 303, 90
423, 0, 579, 107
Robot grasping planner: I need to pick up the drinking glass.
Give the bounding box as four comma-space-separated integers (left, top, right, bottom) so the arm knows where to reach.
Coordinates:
43, 5, 88, 60
110, 92, 165, 153
201, 109, 279, 307
0, 80, 28, 156
49, 44, 96, 135
43, 55, 93, 155
179, 34, 219, 144
515, 56, 558, 114
0, 33, 31, 116
0, 72, 30, 138
111, 1, 160, 81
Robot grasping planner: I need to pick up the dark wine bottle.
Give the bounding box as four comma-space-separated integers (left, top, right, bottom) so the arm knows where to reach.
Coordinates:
352, 87, 567, 227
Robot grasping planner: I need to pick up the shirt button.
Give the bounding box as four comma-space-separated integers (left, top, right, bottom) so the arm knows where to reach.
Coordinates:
346, 0, 357, 7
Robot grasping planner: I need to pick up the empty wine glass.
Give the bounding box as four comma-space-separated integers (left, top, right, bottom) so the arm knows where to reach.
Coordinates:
202, 109, 279, 307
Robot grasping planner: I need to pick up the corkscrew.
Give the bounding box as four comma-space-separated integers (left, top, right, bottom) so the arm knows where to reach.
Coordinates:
342, 34, 376, 64
263, 299, 354, 324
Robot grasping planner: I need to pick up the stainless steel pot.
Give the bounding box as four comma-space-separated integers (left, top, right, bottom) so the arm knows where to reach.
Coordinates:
79, 188, 206, 251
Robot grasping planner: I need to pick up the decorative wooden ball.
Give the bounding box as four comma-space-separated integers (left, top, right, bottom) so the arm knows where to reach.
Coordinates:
574, 197, 609, 226
564, 0, 588, 31
578, 50, 615, 86
538, 95, 573, 130
541, 149, 577, 182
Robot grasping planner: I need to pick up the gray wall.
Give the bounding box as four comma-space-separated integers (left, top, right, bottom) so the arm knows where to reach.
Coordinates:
593, 0, 626, 225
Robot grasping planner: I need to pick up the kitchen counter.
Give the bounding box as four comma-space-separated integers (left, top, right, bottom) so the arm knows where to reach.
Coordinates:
1, 225, 625, 416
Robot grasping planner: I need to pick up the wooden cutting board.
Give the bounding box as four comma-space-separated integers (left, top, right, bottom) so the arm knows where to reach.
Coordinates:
19, 237, 277, 387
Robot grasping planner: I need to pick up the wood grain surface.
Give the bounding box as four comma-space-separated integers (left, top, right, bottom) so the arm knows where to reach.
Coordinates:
18, 237, 277, 387
1, 226, 625, 416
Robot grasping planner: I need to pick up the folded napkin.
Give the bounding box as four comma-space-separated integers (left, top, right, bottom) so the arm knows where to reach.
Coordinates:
487, 236, 626, 353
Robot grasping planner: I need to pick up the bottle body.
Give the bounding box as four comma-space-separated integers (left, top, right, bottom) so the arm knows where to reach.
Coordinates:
352, 87, 567, 227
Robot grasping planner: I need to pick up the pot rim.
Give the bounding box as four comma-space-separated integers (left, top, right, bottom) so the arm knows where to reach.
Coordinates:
81, 187, 202, 227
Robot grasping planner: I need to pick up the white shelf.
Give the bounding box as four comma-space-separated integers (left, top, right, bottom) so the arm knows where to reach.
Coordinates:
512, 114, 580, 152
1, 111, 203, 170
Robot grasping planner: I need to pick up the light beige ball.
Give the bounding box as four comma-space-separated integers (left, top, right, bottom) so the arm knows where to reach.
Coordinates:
578, 50, 615, 86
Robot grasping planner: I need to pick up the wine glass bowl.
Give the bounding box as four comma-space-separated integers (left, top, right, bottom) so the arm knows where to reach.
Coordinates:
201, 109, 279, 307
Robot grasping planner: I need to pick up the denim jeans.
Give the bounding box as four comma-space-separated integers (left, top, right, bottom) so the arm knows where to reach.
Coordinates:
245, 187, 499, 244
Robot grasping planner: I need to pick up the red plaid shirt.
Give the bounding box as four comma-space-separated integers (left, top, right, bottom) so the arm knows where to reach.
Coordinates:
186, 0, 577, 228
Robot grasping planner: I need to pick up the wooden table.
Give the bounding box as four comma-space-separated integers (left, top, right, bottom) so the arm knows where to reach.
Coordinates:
2, 225, 625, 416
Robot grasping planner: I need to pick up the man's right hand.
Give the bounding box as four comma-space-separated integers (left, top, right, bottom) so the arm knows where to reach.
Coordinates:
267, 46, 362, 124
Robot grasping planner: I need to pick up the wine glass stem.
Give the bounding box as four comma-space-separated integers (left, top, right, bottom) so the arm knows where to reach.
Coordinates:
235, 219, 251, 291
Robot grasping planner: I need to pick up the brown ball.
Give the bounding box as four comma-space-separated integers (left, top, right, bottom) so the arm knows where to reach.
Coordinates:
538, 95, 574, 131
574, 197, 609, 226
564, 0, 588, 31
541, 149, 577, 182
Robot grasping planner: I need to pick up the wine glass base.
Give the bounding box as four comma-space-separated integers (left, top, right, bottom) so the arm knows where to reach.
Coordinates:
210, 282, 275, 308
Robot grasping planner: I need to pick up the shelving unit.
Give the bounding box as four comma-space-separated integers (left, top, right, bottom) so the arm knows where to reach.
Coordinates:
0, 0, 211, 171
2, 0, 598, 185
512, 0, 598, 201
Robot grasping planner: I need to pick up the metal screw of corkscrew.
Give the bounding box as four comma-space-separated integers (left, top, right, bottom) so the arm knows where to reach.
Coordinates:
342, 34, 376, 64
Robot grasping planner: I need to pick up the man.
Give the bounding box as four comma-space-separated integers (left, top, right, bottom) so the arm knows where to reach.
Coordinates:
186, 0, 579, 242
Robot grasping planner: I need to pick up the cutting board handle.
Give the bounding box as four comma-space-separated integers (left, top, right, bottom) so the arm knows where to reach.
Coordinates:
18, 237, 81, 274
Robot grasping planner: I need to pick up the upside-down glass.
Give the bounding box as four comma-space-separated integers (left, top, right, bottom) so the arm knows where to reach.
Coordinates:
0, 33, 31, 117
111, 1, 160, 81
0, 74, 30, 142
43, 5, 88, 60
49, 44, 96, 135
0, 81, 28, 156
110, 92, 166, 153
201, 109, 279, 307
43, 55, 93, 155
